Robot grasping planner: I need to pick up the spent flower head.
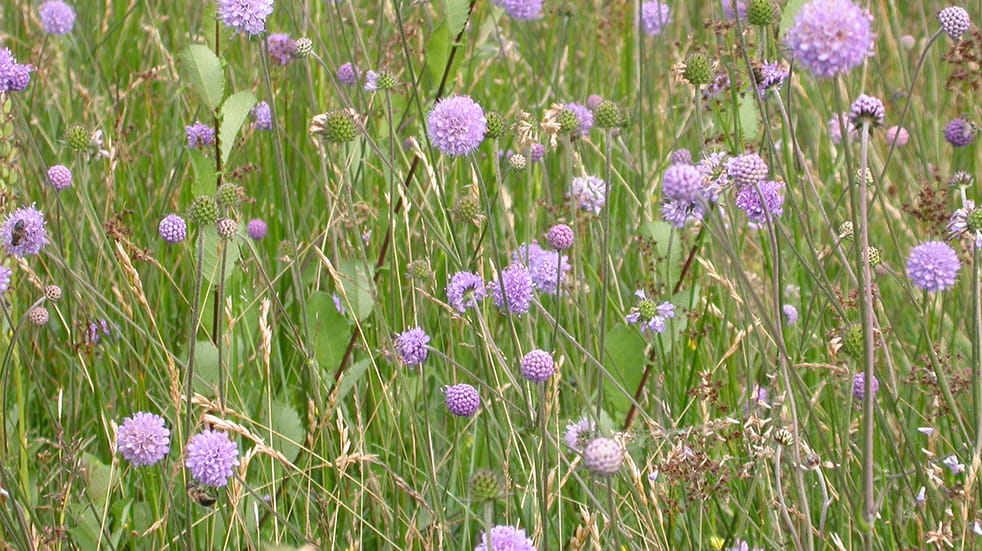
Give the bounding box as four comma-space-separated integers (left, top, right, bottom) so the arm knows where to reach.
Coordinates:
583, 437, 624, 476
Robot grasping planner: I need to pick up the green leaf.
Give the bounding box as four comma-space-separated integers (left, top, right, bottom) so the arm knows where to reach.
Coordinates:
189, 148, 217, 196
81, 453, 112, 510
219, 91, 257, 166
308, 290, 351, 372
265, 399, 304, 461
424, 23, 451, 89
337, 358, 371, 403
639, 220, 685, 286
444, 0, 470, 37
181, 44, 225, 112
603, 324, 647, 414
201, 226, 241, 285
193, 339, 220, 394
780, 0, 807, 35
337, 260, 375, 322
738, 93, 761, 143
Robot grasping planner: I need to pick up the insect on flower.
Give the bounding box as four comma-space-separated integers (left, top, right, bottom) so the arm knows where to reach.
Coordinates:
10, 220, 26, 246
186, 481, 217, 507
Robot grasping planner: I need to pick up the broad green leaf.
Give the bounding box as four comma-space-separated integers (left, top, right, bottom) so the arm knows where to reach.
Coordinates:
444, 0, 470, 37
189, 148, 217, 196
640, 220, 685, 286
337, 260, 375, 322
738, 93, 760, 143
424, 23, 451, 89
308, 290, 351, 373
181, 45, 225, 112
201, 226, 241, 285
193, 339, 220, 394
780, 0, 807, 35
265, 399, 304, 461
67, 503, 100, 549
219, 90, 257, 165
603, 324, 648, 414
81, 453, 112, 510
337, 358, 371, 403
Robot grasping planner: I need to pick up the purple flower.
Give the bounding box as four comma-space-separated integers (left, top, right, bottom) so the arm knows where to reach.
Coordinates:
520, 349, 555, 383
906, 241, 960, 292
185, 122, 215, 149
336, 62, 359, 86
586, 94, 604, 110
583, 437, 624, 476
564, 417, 596, 453
726, 153, 769, 188
0, 266, 11, 295
0, 48, 34, 93
427, 95, 487, 157
661, 198, 706, 228
662, 164, 703, 202
185, 430, 240, 487
474, 525, 537, 551
116, 412, 171, 467
943, 118, 976, 147
852, 372, 879, 402
639, 1, 672, 36
251, 101, 273, 131
885, 126, 909, 146
722, 0, 748, 19
217, 0, 274, 36
446, 271, 486, 313
564, 102, 593, 135
512, 242, 570, 295
828, 113, 858, 145
46, 165, 72, 191
266, 33, 295, 66
669, 149, 692, 165
697, 151, 731, 200
39, 1, 76, 35
443, 384, 480, 417
735, 180, 785, 228
2, 204, 48, 257
545, 224, 574, 251
487, 264, 534, 315
938, 7, 971, 40
529, 143, 545, 162
753, 60, 788, 97
948, 200, 982, 249
364, 70, 379, 91
942, 454, 965, 475
626, 290, 674, 334
849, 94, 885, 129
569, 175, 606, 214
244, 218, 266, 240
783, 304, 799, 325
395, 327, 430, 366
158, 214, 188, 244
727, 540, 764, 551
785, 0, 875, 78
492, 0, 543, 21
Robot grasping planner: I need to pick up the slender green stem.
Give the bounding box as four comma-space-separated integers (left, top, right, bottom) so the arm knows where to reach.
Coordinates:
857, 122, 876, 539
594, 129, 614, 424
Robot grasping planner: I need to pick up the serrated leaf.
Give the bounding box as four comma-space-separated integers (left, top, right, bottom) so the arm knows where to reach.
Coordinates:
780, 0, 807, 35
337, 260, 375, 322
201, 227, 241, 285
219, 91, 257, 166
181, 45, 225, 112
189, 148, 217, 196
603, 324, 647, 414
193, 339, 220, 394
308, 290, 351, 372
444, 0, 470, 37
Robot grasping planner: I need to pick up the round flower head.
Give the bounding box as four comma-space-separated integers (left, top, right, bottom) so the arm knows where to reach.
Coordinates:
782, 304, 799, 326
0, 266, 11, 296
938, 7, 971, 40
849, 94, 885, 129
722, 0, 748, 18
662, 164, 703, 202
266, 33, 295, 66
185, 122, 215, 149
116, 412, 171, 467
2, 204, 48, 257
44, 285, 62, 301
512, 242, 570, 296
185, 430, 240, 487
586, 94, 604, 110
827, 113, 858, 145
569, 175, 606, 214
583, 437, 624, 476
564, 102, 594, 135
247, 218, 268, 240
726, 153, 769, 188
395, 327, 430, 366
520, 349, 555, 383
852, 372, 879, 402
427, 95, 487, 156
474, 525, 537, 551
217, 0, 274, 36
735, 180, 785, 228
492, 0, 544, 21
0, 48, 34, 93
753, 60, 788, 98
158, 214, 188, 244
906, 241, 960, 292
443, 384, 480, 417
785, 0, 875, 78
250, 101, 273, 131
947, 200, 982, 249
487, 263, 534, 315
545, 224, 574, 251
669, 149, 692, 165
944, 118, 976, 147
446, 271, 486, 313
639, 1, 672, 36
885, 126, 909, 146
46, 165, 72, 191
28, 306, 48, 326
564, 417, 597, 453
336, 62, 359, 86
39, 1, 76, 35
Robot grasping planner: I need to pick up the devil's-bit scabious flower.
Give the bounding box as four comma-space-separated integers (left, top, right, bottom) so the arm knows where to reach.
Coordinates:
529, 143, 545, 162
726, 153, 769, 188
727, 540, 764, 551
944, 118, 976, 147
2, 204, 48, 257
639, 1, 672, 36
520, 349, 555, 383
251, 101, 272, 131
117, 412, 171, 467
907, 241, 960, 292
942, 454, 965, 474
217, 0, 274, 36
266, 33, 295, 66
185, 430, 239, 487
0, 266, 11, 296
39, 1, 76, 35
545, 224, 574, 251
564, 102, 593, 136
697, 151, 730, 201
46, 165, 72, 191
564, 417, 597, 453
722, 0, 748, 19
885, 126, 909, 146
626, 290, 675, 334
492, 0, 543, 21
474, 525, 537, 551
753, 60, 788, 98
938, 7, 971, 41
512, 242, 570, 296
0, 48, 33, 92
336, 62, 359, 86
488, 264, 534, 314
158, 214, 188, 244
443, 384, 480, 416
785, 0, 875, 78
395, 327, 430, 366
783, 304, 799, 326
185, 122, 215, 149
852, 372, 879, 402
948, 200, 982, 248
427, 95, 487, 157
849, 94, 885, 130
662, 164, 703, 202
669, 149, 692, 165
446, 271, 486, 313
736, 180, 785, 228
583, 437, 624, 476
827, 113, 858, 145
246, 219, 267, 240
569, 176, 606, 214
661, 198, 706, 229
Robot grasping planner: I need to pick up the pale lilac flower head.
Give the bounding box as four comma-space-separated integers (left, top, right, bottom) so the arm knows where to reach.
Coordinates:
783, 304, 799, 325
427, 95, 487, 156
474, 525, 537, 551
46, 165, 72, 191
722, 0, 748, 19
266, 33, 295, 66
942, 454, 965, 475
849, 94, 885, 129
669, 149, 692, 165
0, 48, 34, 92
545, 224, 574, 251
116, 412, 171, 467
852, 372, 879, 402
662, 164, 703, 202
492, 0, 544, 21
2, 204, 48, 257
446, 271, 486, 313
395, 327, 430, 366
158, 214, 188, 244
586, 94, 604, 110
564, 102, 593, 135
364, 70, 379, 91
564, 417, 597, 453
754, 61, 788, 97
828, 113, 858, 145
39, 1, 76, 35
512, 242, 570, 295
639, 1, 672, 36
944, 118, 976, 147
938, 7, 971, 40
626, 290, 674, 334
785, 0, 875, 78
697, 151, 731, 201
185, 430, 239, 487
337, 62, 359, 86
726, 153, 769, 188
583, 437, 624, 476
247, 218, 268, 240
443, 384, 480, 417
250, 101, 273, 131
661, 198, 706, 228
0, 266, 10, 295
569, 175, 606, 214
488, 264, 534, 314
735, 180, 785, 228
529, 143, 545, 162
906, 241, 960, 292
217, 0, 274, 36
185, 122, 215, 149
727, 539, 764, 551
885, 126, 909, 146
520, 349, 555, 383
947, 200, 982, 249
